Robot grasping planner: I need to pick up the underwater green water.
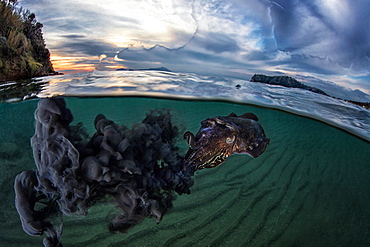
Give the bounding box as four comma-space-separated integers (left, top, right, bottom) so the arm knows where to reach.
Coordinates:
0, 97, 369, 246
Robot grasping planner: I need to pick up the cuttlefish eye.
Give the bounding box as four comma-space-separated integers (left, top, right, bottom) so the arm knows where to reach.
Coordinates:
226, 135, 235, 144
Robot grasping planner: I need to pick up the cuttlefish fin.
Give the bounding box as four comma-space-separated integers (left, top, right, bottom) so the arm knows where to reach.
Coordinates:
240, 113, 259, 121
184, 131, 197, 149
226, 112, 238, 117
226, 112, 259, 121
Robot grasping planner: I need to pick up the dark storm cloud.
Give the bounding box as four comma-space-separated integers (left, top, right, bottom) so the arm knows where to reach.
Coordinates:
61, 35, 87, 39
115, 31, 254, 78
194, 32, 240, 53
267, 53, 346, 75
117, 43, 247, 74
57, 39, 117, 56
117, 30, 241, 62
270, 0, 370, 73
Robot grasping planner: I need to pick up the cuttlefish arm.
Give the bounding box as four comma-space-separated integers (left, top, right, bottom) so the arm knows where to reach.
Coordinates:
183, 112, 269, 171
183, 131, 197, 149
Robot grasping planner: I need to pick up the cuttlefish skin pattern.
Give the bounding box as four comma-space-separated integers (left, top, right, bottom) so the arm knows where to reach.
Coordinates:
183, 113, 269, 171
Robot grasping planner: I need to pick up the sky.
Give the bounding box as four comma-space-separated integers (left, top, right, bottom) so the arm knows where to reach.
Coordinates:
19, 0, 370, 101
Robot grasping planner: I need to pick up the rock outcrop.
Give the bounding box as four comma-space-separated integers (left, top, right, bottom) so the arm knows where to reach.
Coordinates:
0, 0, 55, 82
250, 74, 369, 109
251, 74, 328, 96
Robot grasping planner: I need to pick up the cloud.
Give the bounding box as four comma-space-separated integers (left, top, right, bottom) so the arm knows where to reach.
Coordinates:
194, 32, 240, 53
56, 38, 117, 57
293, 74, 370, 102
20, 0, 197, 49
18, 0, 370, 100
270, 0, 370, 74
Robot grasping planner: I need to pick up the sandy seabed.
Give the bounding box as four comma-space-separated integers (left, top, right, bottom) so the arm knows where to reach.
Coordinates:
1, 97, 369, 246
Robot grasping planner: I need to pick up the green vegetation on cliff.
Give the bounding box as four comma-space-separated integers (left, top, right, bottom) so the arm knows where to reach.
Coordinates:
0, 0, 55, 81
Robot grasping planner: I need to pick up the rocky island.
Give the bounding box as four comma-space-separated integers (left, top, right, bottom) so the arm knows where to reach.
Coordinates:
250, 74, 370, 109
0, 0, 56, 82
251, 74, 328, 96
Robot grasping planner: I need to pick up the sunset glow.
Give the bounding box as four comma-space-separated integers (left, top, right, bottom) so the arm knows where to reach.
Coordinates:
50, 54, 98, 74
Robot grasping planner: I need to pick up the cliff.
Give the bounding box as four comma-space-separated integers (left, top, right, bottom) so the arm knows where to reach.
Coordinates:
0, 0, 55, 82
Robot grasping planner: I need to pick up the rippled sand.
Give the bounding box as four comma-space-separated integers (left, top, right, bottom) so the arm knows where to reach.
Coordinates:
1, 97, 369, 246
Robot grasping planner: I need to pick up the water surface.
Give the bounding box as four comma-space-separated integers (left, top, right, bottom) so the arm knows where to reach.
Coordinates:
36, 71, 370, 141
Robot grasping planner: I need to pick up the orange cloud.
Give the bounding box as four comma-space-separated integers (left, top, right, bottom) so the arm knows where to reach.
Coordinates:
50, 53, 98, 74
50, 52, 128, 74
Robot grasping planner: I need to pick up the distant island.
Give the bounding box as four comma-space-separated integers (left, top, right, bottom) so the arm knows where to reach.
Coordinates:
250, 74, 370, 110
251, 74, 328, 96
0, 0, 57, 82
116, 67, 172, 72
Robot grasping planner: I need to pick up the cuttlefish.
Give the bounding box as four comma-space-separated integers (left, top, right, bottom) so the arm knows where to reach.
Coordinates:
183, 112, 269, 171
